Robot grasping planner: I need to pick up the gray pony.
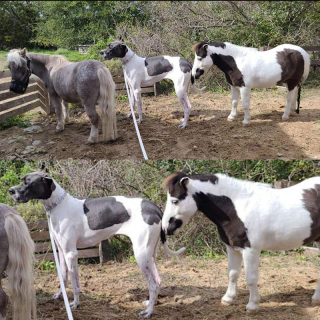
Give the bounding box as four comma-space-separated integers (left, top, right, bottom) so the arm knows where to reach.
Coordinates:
7, 48, 117, 144
0, 203, 36, 320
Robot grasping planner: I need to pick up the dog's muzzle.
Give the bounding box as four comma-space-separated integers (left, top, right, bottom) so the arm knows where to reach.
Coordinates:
195, 68, 204, 80
100, 51, 112, 60
167, 217, 183, 235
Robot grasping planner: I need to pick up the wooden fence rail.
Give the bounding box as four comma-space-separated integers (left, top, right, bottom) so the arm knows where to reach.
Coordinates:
27, 219, 109, 262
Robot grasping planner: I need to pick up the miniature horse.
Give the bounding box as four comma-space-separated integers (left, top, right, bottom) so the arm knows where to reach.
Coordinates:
100, 41, 205, 129
192, 42, 310, 124
0, 203, 36, 320
162, 172, 320, 312
7, 48, 117, 144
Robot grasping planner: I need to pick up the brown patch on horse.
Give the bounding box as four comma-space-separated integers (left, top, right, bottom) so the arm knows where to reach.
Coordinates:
211, 54, 245, 87
276, 49, 304, 91
302, 184, 320, 244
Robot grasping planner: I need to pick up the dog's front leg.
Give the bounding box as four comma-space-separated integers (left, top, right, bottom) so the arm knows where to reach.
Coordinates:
133, 88, 143, 124
53, 240, 69, 300
64, 249, 81, 309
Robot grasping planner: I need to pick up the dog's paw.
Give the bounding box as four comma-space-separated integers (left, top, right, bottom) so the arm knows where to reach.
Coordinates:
139, 309, 152, 318
52, 292, 62, 300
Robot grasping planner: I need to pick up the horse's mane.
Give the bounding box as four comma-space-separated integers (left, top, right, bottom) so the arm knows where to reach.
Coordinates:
7, 49, 26, 66
224, 42, 258, 53
215, 173, 271, 189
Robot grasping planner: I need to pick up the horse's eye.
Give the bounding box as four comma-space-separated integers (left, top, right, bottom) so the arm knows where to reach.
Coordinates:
197, 57, 202, 61
172, 200, 178, 204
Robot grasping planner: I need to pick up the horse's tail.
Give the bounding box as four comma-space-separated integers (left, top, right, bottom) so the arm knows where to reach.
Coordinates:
191, 75, 206, 92
295, 82, 302, 114
4, 211, 37, 320
296, 48, 311, 114
97, 67, 118, 141
160, 228, 186, 256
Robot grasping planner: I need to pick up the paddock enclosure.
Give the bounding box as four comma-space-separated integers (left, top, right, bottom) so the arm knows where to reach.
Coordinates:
2, 253, 320, 320
0, 88, 319, 160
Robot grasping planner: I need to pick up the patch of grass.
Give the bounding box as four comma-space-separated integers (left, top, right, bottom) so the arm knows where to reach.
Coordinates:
117, 94, 129, 101
0, 115, 31, 130
36, 260, 56, 271
128, 255, 136, 263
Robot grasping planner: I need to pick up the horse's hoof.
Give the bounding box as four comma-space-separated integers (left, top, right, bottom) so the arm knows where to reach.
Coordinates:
246, 303, 259, 312
86, 139, 97, 145
312, 299, 320, 306
227, 118, 234, 122
70, 301, 79, 310
55, 127, 64, 133
178, 124, 186, 129
221, 300, 232, 306
282, 117, 289, 121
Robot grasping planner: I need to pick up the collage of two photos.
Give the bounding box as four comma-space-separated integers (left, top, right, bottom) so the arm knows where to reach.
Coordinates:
0, 1, 320, 320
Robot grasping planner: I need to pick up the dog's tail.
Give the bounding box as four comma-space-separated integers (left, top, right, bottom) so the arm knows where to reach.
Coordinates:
4, 210, 37, 320
97, 66, 118, 141
191, 75, 206, 92
160, 229, 186, 255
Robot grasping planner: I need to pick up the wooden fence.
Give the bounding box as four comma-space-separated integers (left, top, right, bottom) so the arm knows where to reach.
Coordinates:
0, 70, 52, 122
0, 68, 158, 123
27, 219, 110, 263
111, 69, 159, 96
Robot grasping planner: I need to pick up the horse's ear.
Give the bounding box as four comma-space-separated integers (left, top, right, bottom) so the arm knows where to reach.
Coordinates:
19, 48, 27, 56
203, 44, 209, 51
180, 177, 189, 189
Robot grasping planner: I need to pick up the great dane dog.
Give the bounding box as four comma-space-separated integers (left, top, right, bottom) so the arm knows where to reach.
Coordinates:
9, 172, 185, 318
100, 41, 205, 128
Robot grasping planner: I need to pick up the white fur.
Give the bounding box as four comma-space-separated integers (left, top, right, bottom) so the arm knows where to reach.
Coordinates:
7, 49, 25, 67
116, 47, 205, 129
40, 180, 182, 318
163, 174, 320, 311
192, 42, 310, 124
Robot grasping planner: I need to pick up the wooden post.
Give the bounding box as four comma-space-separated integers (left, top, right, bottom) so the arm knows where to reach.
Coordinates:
99, 240, 111, 264
154, 82, 161, 97
37, 79, 54, 114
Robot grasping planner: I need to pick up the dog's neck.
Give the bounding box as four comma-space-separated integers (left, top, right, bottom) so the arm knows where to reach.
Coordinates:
40, 180, 68, 213
120, 47, 135, 67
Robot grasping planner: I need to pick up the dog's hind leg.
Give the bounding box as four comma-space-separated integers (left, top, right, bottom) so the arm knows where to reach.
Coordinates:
132, 230, 161, 318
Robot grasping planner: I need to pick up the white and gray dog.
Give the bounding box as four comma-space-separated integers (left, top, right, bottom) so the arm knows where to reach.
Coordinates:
9, 172, 185, 318
100, 41, 205, 128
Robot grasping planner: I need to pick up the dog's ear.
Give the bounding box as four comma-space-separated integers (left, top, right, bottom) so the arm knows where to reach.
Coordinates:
40, 172, 56, 192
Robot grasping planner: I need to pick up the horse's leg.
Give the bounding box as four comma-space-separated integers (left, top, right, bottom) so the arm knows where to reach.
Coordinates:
0, 282, 8, 320
50, 93, 64, 132
311, 241, 320, 304
290, 86, 298, 112
243, 248, 261, 311
221, 245, 243, 305
227, 86, 240, 121
282, 86, 296, 120
62, 100, 70, 124
240, 87, 252, 125
83, 104, 100, 144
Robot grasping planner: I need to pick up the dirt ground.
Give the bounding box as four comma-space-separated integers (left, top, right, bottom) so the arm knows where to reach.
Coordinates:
0, 88, 319, 160
5, 252, 320, 320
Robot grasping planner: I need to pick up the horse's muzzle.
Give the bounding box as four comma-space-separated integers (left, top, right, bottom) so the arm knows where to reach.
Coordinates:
10, 78, 29, 94
195, 69, 204, 80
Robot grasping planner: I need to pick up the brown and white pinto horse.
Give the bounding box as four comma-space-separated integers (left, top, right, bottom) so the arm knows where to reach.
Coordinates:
192, 42, 310, 124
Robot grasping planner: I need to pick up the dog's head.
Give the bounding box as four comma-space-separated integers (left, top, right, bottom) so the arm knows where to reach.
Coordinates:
100, 41, 128, 60
9, 171, 56, 203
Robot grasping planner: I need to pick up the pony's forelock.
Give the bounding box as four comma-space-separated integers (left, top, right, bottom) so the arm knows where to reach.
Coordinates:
7, 49, 26, 67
